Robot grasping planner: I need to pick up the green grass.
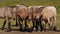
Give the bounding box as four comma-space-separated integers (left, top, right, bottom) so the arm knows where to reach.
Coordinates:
0, 0, 60, 14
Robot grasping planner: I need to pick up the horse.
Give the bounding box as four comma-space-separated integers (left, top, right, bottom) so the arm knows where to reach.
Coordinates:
39, 6, 57, 31
28, 6, 44, 31
16, 5, 28, 31
0, 6, 16, 32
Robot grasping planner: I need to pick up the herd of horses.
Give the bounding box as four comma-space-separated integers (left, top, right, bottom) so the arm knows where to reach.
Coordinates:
0, 4, 57, 32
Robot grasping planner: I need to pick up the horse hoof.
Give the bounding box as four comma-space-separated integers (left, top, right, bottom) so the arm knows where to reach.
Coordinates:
40, 29, 43, 32
6, 29, 11, 32
25, 28, 33, 32
34, 29, 38, 32
20, 28, 25, 32
40, 27, 44, 32
1, 28, 4, 30
53, 27, 57, 31
20, 29, 23, 31
22, 29, 25, 32
20, 29, 25, 32
7, 30, 11, 32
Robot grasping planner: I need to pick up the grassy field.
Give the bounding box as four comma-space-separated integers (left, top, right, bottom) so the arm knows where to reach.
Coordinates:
0, 0, 60, 14
0, 0, 60, 29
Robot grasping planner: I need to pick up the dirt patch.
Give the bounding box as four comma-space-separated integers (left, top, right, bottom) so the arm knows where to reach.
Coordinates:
0, 29, 60, 34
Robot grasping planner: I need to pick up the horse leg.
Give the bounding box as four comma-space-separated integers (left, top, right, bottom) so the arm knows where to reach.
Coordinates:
41, 21, 45, 31
35, 19, 39, 31
39, 17, 44, 32
18, 20, 22, 31
48, 18, 52, 31
27, 19, 33, 32
44, 22, 48, 31
24, 16, 30, 31
1, 19, 6, 30
7, 18, 12, 32
19, 20, 23, 31
32, 19, 36, 31
53, 17, 57, 31
21, 19, 25, 32
25, 19, 28, 31
16, 16, 19, 26
39, 15, 44, 32
44, 19, 48, 31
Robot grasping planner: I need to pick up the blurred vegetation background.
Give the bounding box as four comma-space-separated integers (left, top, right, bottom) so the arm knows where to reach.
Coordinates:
0, 0, 60, 14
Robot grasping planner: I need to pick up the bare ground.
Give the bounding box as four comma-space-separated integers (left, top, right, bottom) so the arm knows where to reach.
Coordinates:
0, 29, 60, 34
